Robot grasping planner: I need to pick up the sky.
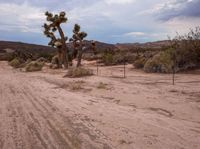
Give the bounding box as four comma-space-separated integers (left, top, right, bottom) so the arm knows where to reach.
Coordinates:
0, 0, 199, 45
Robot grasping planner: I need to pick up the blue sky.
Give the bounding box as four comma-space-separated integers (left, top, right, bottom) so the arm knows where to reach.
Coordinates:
0, 0, 199, 45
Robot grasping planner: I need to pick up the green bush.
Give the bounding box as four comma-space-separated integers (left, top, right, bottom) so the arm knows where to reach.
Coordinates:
25, 61, 44, 72
82, 53, 102, 61
125, 53, 137, 63
112, 54, 125, 64
102, 53, 114, 65
102, 53, 132, 65
144, 50, 173, 73
50, 55, 61, 69
37, 52, 54, 62
9, 58, 24, 68
51, 55, 59, 64
66, 67, 93, 78
5, 53, 16, 61
133, 57, 146, 69
36, 57, 48, 63
97, 82, 108, 89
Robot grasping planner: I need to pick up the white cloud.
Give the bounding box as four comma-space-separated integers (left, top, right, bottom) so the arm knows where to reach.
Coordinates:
141, 0, 200, 21
0, 2, 45, 33
0, 0, 199, 44
122, 31, 169, 38
162, 16, 200, 35
105, 0, 135, 5
124, 32, 146, 36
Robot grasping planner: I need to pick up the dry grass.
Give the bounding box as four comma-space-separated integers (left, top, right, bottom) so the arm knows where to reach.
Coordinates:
65, 67, 93, 78
25, 61, 44, 72
51, 79, 88, 92
70, 84, 83, 91
70, 80, 86, 91
97, 82, 108, 89
9, 58, 24, 68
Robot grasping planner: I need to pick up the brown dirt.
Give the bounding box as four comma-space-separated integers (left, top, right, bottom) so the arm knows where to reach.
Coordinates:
0, 61, 200, 149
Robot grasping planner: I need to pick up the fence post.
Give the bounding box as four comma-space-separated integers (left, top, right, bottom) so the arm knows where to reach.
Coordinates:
97, 63, 99, 76
124, 58, 126, 78
172, 66, 175, 85
172, 50, 176, 85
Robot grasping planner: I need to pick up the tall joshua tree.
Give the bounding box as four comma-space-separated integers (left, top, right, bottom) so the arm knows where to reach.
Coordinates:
91, 40, 97, 55
43, 11, 69, 69
70, 24, 87, 67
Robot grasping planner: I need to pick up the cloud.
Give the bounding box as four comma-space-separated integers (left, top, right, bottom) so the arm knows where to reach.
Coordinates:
124, 32, 146, 36
161, 16, 200, 35
0, 0, 169, 44
105, 0, 135, 5
0, 2, 44, 33
0, 0, 99, 12
0, 0, 199, 44
155, 0, 200, 21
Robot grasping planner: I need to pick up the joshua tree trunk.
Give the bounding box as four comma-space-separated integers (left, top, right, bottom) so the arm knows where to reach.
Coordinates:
57, 25, 68, 69
58, 49, 63, 68
76, 41, 83, 67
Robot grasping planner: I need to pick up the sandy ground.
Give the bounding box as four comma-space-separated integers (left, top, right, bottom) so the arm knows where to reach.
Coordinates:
0, 61, 200, 149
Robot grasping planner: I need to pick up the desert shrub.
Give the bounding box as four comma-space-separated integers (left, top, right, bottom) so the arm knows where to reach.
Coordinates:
97, 82, 108, 89
143, 51, 154, 59
101, 52, 137, 65
70, 81, 85, 91
66, 67, 93, 78
51, 55, 59, 64
37, 52, 54, 62
169, 26, 200, 71
9, 58, 25, 68
6, 53, 16, 61
143, 27, 200, 73
102, 53, 114, 65
36, 57, 48, 63
102, 53, 127, 65
70, 84, 83, 91
133, 57, 146, 69
112, 54, 125, 64
144, 50, 173, 73
0, 53, 12, 61
82, 53, 102, 61
50, 55, 60, 69
25, 61, 44, 72
125, 53, 137, 63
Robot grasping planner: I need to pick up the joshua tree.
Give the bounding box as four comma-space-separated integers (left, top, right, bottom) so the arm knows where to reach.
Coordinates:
91, 40, 97, 55
70, 24, 87, 67
43, 11, 69, 69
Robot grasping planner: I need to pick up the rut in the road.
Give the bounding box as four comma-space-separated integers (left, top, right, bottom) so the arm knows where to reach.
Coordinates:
0, 66, 111, 149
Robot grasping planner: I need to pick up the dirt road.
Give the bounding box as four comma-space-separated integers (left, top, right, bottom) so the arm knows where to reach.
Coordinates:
0, 61, 200, 149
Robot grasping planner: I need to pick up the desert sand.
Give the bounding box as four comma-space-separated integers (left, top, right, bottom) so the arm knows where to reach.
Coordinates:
0, 61, 200, 149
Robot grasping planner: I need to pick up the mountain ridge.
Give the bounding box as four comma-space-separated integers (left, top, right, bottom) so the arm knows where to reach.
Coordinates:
0, 40, 170, 60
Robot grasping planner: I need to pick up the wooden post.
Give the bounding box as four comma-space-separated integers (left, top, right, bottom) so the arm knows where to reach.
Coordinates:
97, 63, 99, 76
172, 66, 175, 85
124, 58, 126, 78
172, 50, 176, 85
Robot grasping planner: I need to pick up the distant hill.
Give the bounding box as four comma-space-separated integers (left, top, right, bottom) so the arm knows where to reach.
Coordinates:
0, 40, 170, 61
0, 41, 56, 53
0, 40, 117, 53
116, 40, 170, 51
82, 40, 170, 53
0, 41, 56, 60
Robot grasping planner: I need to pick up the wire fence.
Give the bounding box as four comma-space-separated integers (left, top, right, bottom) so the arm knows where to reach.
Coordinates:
84, 62, 178, 85
86, 62, 128, 78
